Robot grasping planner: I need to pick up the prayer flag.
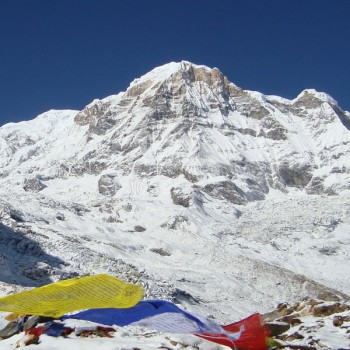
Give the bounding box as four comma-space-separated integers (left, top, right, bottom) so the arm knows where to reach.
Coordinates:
0, 274, 143, 318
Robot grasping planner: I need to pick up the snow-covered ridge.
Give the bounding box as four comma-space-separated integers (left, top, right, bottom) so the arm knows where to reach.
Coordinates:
294, 88, 338, 105
247, 88, 338, 107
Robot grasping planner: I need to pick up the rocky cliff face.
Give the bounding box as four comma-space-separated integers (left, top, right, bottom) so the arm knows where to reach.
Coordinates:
0, 61, 349, 323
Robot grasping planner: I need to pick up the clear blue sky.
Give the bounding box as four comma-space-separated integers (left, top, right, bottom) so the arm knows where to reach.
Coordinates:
1, 0, 349, 125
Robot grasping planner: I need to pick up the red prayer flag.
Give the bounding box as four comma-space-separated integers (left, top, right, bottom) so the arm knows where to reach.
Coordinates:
196, 313, 269, 349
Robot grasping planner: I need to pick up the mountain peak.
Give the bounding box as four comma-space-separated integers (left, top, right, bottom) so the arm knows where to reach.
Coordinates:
129, 62, 184, 88
295, 89, 337, 106
127, 61, 234, 93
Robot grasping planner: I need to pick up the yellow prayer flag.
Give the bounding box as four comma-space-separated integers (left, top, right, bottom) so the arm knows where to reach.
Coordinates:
0, 274, 143, 318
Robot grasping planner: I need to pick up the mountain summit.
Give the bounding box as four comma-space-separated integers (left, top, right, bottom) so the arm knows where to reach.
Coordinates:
0, 62, 349, 321
13, 60, 349, 199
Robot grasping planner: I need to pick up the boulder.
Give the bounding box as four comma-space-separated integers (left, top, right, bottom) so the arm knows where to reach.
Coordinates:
23, 178, 47, 192
98, 173, 121, 196
312, 302, 350, 317
266, 322, 290, 337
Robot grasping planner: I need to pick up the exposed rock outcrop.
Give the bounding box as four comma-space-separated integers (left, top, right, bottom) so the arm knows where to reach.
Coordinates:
202, 181, 247, 205
98, 173, 121, 196
170, 187, 191, 207
23, 178, 47, 192
278, 161, 314, 188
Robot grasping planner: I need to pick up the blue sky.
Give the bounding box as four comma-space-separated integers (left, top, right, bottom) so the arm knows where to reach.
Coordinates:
0, 0, 349, 125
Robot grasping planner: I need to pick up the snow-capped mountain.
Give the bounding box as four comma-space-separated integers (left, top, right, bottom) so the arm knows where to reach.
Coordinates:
0, 61, 350, 325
